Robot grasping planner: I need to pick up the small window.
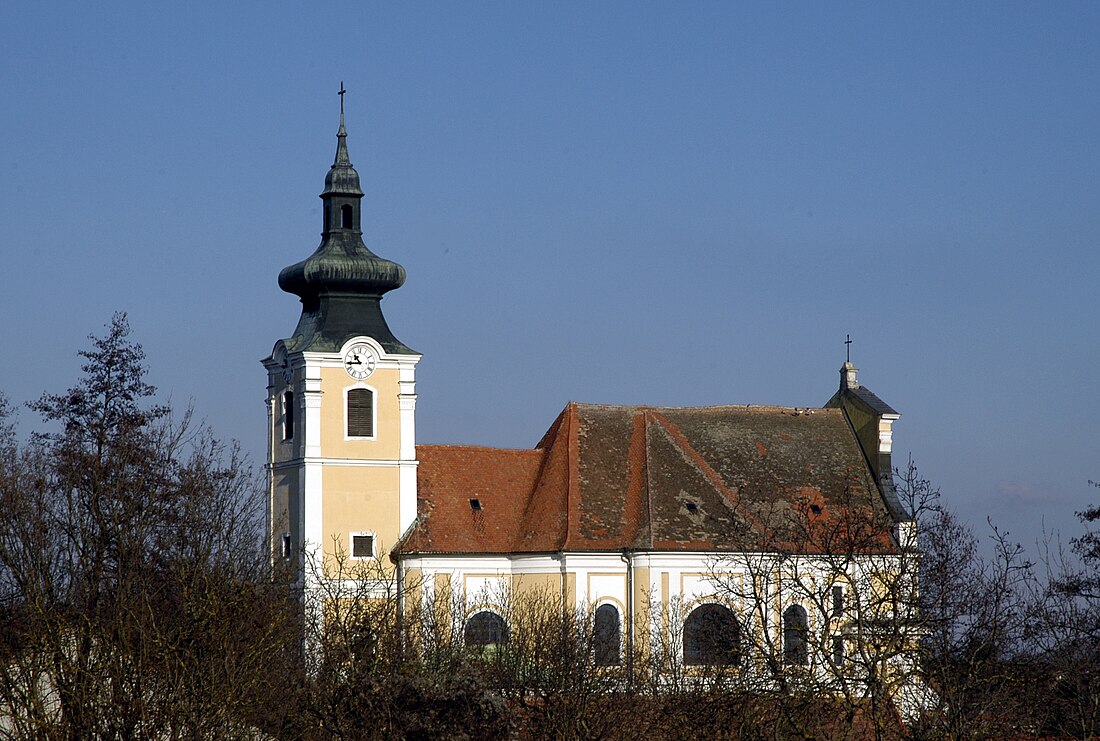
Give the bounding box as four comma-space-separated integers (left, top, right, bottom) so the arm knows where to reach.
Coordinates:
351, 533, 374, 559
684, 603, 740, 666
783, 604, 809, 665
283, 390, 294, 440
832, 585, 845, 617
464, 611, 509, 647
347, 388, 374, 438
281, 533, 292, 560
832, 635, 845, 666
340, 204, 353, 229
594, 604, 621, 666
469, 498, 482, 511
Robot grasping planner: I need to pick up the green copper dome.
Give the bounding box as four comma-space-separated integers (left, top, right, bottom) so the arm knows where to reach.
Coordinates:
278, 112, 415, 355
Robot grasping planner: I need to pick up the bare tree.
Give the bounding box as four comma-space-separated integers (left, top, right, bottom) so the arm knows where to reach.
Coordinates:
293, 542, 512, 740
0, 314, 294, 739
1026, 479, 1100, 739
906, 464, 1056, 740
700, 479, 923, 741
488, 588, 636, 740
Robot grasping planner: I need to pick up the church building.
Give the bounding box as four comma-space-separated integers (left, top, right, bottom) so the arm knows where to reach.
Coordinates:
263, 111, 920, 694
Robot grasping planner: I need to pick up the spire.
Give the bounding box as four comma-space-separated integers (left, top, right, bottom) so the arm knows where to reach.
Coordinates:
324, 82, 362, 198
333, 81, 352, 168
277, 86, 413, 355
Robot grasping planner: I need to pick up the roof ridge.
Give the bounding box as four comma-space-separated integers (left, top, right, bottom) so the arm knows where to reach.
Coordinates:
514, 415, 565, 548
533, 403, 571, 450
622, 409, 651, 549
563, 403, 581, 549
569, 401, 833, 413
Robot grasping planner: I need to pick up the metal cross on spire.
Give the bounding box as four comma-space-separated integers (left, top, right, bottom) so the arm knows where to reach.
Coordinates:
338, 81, 347, 116
845, 334, 852, 363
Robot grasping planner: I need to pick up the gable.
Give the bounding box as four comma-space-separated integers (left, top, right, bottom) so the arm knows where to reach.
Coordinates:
400, 403, 896, 556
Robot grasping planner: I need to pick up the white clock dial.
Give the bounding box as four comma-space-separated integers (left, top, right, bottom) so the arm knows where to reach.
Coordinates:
343, 343, 377, 380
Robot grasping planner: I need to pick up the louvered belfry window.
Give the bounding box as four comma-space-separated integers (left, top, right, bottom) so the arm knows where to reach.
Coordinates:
347, 388, 374, 437
283, 391, 294, 440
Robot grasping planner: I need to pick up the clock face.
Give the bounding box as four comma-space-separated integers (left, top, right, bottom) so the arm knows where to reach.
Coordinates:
343, 343, 377, 380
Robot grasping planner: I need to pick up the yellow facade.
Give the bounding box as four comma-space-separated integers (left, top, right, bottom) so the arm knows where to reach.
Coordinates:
266, 336, 417, 584
318, 366, 402, 459
321, 465, 401, 561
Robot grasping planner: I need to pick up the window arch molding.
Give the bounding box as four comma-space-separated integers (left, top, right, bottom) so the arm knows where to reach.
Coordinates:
463, 609, 510, 647
683, 599, 742, 667
591, 595, 625, 612
343, 382, 378, 440
593, 601, 623, 667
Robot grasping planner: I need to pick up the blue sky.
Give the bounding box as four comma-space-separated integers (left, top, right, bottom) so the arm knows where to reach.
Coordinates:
2, 2, 1098, 550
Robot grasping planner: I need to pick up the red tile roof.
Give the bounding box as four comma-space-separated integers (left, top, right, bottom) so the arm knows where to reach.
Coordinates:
400, 445, 545, 554
397, 403, 897, 556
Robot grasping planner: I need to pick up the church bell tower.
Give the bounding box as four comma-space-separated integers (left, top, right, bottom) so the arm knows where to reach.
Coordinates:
263, 91, 419, 582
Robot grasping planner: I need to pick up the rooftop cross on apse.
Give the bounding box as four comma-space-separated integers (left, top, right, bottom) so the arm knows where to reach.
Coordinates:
845, 334, 852, 363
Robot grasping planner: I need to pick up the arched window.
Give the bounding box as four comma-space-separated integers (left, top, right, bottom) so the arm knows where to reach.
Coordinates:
684, 603, 740, 666
282, 390, 294, 440
594, 604, 621, 666
783, 604, 809, 665
340, 204, 353, 229
347, 388, 374, 438
464, 611, 508, 647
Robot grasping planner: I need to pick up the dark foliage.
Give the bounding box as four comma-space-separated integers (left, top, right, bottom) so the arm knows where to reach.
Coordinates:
0, 314, 296, 738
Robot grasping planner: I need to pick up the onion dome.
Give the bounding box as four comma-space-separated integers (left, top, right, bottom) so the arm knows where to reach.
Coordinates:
278, 98, 414, 355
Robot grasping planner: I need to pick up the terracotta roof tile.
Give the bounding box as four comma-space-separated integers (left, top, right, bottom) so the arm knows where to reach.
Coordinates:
398, 403, 898, 556
401, 445, 545, 554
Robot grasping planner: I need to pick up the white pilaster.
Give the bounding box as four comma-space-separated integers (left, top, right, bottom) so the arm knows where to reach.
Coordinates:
302, 460, 324, 581
300, 359, 326, 583
878, 413, 900, 455
398, 357, 420, 534
264, 392, 276, 566
302, 362, 324, 459
398, 362, 417, 454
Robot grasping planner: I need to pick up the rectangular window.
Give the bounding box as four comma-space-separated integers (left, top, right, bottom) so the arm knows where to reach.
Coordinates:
283, 390, 295, 440
351, 533, 374, 559
281, 533, 292, 560
832, 636, 845, 665
347, 388, 374, 437
832, 585, 845, 617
